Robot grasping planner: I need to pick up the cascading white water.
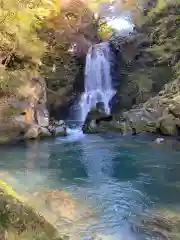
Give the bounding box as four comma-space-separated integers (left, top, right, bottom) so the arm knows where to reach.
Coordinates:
77, 42, 115, 122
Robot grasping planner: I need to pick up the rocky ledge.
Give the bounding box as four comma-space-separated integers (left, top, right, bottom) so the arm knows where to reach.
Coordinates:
27, 120, 67, 140
82, 78, 180, 137
121, 77, 180, 137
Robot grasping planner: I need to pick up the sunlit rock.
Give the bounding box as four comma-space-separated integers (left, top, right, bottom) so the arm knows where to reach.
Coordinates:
0, 180, 67, 240
154, 138, 164, 144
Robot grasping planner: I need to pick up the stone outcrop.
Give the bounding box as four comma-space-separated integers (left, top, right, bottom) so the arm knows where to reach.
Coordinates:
122, 76, 180, 136
82, 105, 130, 134
0, 77, 67, 143
0, 77, 48, 143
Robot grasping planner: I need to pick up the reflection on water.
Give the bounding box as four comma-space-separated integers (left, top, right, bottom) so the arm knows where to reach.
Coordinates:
1, 133, 180, 238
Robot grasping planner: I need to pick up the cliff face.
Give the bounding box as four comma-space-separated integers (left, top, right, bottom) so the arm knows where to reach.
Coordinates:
0, 78, 49, 143
0, 0, 102, 142
113, 1, 180, 136
40, 0, 101, 120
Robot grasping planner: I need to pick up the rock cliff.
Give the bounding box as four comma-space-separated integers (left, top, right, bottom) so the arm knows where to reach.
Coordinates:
112, 0, 180, 136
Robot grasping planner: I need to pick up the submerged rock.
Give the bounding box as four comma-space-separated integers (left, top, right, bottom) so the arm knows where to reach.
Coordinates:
131, 209, 180, 239
30, 189, 93, 223
0, 180, 68, 240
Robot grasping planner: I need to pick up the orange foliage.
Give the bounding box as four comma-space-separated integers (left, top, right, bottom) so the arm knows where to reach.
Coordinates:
46, 0, 100, 55
120, 0, 138, 10
25, 108, 31, 121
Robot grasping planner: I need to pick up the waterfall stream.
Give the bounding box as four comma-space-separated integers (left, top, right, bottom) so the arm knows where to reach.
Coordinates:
75, 42, 115, 122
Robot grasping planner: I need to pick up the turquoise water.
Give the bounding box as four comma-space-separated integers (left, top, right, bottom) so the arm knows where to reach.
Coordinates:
1, 130, 180, 239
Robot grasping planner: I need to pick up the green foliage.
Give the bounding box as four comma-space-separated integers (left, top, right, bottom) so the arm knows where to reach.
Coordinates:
148, 0, 166, 17
0, 0, 60, 95
98, 22, 113, 39
133, 1, 180, 94
0, 180, 25, 202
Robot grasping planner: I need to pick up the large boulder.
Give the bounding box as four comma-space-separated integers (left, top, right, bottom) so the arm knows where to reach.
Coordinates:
82, 106, 112, 133
82, 105, 131, 134
158, 114, 180, 136
0, 77, 50, 143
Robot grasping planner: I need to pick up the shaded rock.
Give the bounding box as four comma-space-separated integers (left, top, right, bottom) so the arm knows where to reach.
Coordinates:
145, 121, 159, 133
82, 107, 115, 134
54, 126, 67, 137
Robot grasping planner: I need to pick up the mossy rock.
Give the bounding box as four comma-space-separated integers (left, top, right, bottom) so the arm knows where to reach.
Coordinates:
55, 131, 67, 137
83, 120, 133, 134
145, 121, 159, 133
0, 180, 68, 240
158, 114, 180, 136
131, 120, 148, 134
98, 122, 132, 133
0, 137, 10, 145
3, 107, 24, 117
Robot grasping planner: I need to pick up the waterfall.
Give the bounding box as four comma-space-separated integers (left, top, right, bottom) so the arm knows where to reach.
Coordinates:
75, 42, 115, 122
